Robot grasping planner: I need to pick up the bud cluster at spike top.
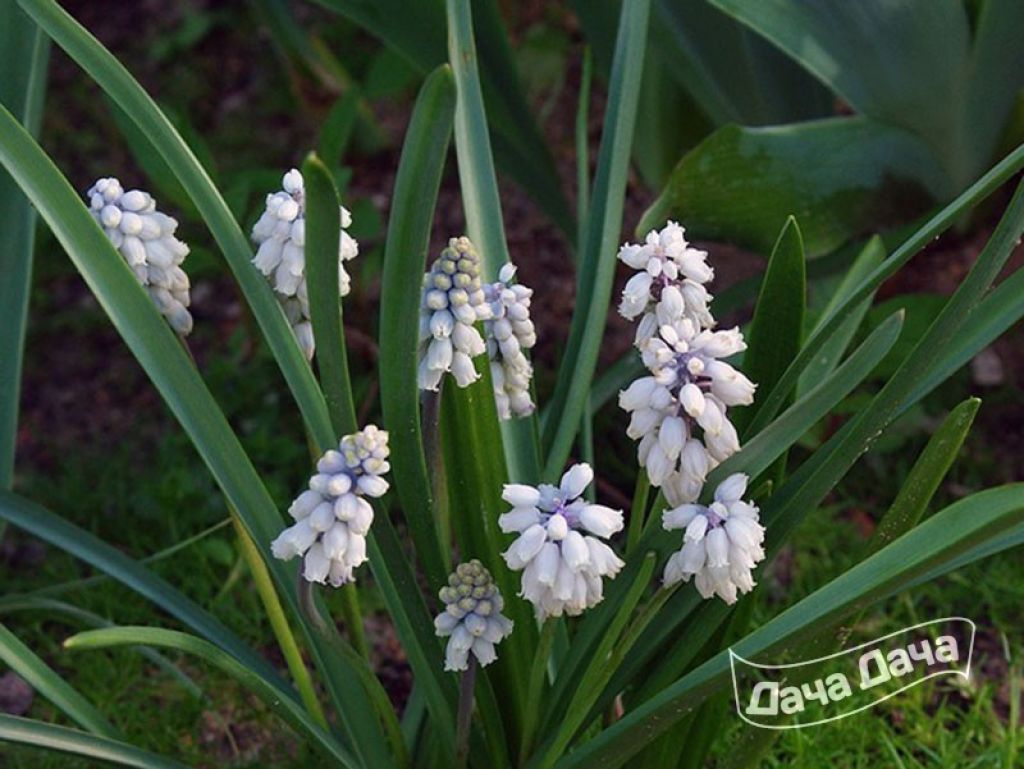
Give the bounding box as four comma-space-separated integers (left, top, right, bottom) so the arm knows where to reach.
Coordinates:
434, 560, 514, 672
86, 178, 193, 336
251, 168, 359, 360
271, 425, 388, 587
618, 221, 764, 604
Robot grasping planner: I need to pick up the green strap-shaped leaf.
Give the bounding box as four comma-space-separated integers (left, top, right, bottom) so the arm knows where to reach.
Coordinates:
16, 0, 336, 453
0, 715, 188, 769
310, 0, 573, 239
869, 397, 980, 551
746, 142, 1024, 437
556, 484, 1024, 769
796, 235, 885, 398
446, 0, 542, 485
302, 153, 357, 439
0, 624, 119, 739
734, 216, 805, 436
64, 627, 357, 768
0, 3, 48, 496
378, 66, 454, 592
541, 0, 652, 479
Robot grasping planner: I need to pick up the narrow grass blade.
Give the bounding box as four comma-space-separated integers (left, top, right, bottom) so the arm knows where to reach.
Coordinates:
17, 0, 336, 452
0, 624, 119, 738
0, 490, 283, 687
869, 397, 980, 551
379, 65, 456, 591
746, 142, 1024, 436
541, 0, 651, 480
0, 715, 188, 769
0, 6, 49, 495
734, 216, 805, 436
64, 627, 358, 768
0, 597, 202, 699
446, 0, 541, 484
556, 484, 1024, 769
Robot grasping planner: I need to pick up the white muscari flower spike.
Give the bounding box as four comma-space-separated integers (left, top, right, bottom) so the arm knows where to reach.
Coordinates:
271, 425, 388, 587
484, 263, 537, 420
617, 221, 714, 345
619, 315, 755, 496
662, 473, 765, 604
86, 177, 193, 335
417, 237, 492, 391
500, 463, 625, 620
251, 168, 359, 360
434, 559, 514, 672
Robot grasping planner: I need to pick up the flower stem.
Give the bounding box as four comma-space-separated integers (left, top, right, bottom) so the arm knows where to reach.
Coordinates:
625, 468, 650, 553
519, 619, 558, 762
231, 513, 327, 729
455, 656, 478, 769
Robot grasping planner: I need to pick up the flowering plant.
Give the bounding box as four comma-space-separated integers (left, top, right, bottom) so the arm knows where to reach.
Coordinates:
1, 1, 1024, 769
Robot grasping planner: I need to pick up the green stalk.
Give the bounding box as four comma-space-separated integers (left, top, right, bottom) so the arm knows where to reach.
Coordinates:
422, 387, 451, 551
231, 514, 327, 730
519, 620, 558, 763
625, 470, 650, 554
455, 657, 478, 769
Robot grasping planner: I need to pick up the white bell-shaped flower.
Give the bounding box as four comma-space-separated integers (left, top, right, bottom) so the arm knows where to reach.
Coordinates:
434, 560, 514, 672
86, 178, 193, 335
271, 425, 388, 586
662, 473, 765, 604
484, 263, 537, 419
417, 237, 492, 391
500, 463, 624, 620
251, 168, 359, 360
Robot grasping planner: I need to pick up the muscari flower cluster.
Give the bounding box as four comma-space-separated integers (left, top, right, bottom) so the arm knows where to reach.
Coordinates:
87, 178, 193, 335
617, 222, 762, 604
271, 425, 388, 587
252, 169, 359, 360
501, 463, 624, 619
663, 473, 765, 603
434, 560, 514, 672
417, 237, 491, 391
484, 263, 537, 419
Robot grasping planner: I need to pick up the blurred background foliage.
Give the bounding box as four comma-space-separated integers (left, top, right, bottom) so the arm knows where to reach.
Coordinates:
1, 0, 1022, 766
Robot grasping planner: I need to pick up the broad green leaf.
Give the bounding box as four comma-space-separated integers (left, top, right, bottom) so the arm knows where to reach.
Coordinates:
0, 715, 188, 769
0, 104, 389, 766
310, 0, 573, 239
16, 0, 336, 453
446, 0, 541, 484
797, 236, 885, 398
0, 597, 202, 699
869, 397, 980, 551
64, 627, 357, 768
638, 117, 945, 257
556, 484, 1024, 769
0, 3, 48, 495
379, 66, 456, 591
0, 491, 282, 687
746, 142, 1024, 437
649, 0, 831, 126
734, 216, 805, 436
0, 624, 118, 738
541, 0, 651, 479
